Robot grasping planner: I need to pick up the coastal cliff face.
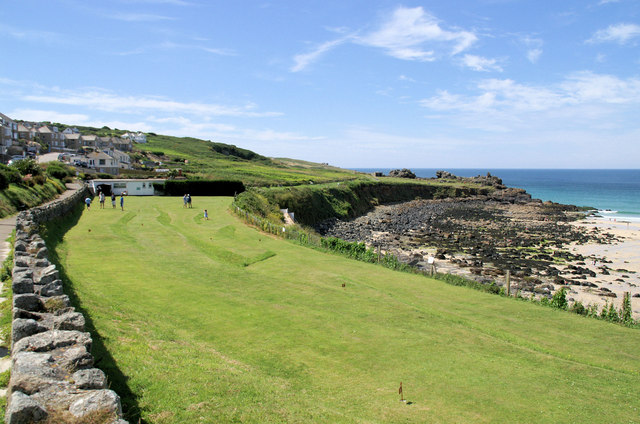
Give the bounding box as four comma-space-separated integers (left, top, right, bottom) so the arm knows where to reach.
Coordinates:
242, 179, 496, 228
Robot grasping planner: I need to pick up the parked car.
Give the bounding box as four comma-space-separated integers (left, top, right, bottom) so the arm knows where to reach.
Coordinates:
73, 160, 88, 167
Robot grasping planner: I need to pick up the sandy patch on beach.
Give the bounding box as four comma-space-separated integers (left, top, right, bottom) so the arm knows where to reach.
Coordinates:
563, 219, 640, 318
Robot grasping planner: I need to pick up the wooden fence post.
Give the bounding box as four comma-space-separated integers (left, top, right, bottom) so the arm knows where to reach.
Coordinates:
506, 270, 511, 297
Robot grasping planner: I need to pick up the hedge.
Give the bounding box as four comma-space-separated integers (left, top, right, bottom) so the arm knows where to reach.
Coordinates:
153, 179, 245, 196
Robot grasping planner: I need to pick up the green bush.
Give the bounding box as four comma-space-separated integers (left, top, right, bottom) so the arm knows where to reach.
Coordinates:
0, 164, 23, 185
45, 162, 73, 180
550, 287, 568, 310
10, 158, 42, 176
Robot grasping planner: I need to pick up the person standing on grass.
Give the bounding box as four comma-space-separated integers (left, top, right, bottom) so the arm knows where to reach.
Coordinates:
111, 193, 116, 208
120, 193, 124, 211
99, 192, 105, 209
187, 194, 192, 208
204, 209, 209, 220
183, 194, 188, 208
85, 197, 91, 210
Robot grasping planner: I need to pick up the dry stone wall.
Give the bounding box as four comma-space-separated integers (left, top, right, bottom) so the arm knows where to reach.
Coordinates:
5, 186, 128, 424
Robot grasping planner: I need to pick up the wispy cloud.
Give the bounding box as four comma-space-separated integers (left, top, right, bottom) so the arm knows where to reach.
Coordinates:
291, 38, 349, 72
356, 7, 477, 60
521, 36, 543, 63
0, 24, 63, 44
587, 23, 640, 44
420, 72, 640, 132
119, 0, 195, 5
291, 6, 477, 71
21, 88, 280, 118
107, 13, 176, 22
159, 41, 236, 56
9, 109, 153, 132
460, 54, 503, 72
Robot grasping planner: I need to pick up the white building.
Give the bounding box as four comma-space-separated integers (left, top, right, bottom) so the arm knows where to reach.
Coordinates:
89, 179, 165, 196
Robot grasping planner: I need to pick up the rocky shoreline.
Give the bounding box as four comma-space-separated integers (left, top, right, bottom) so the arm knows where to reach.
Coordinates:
316, 182, 639, 314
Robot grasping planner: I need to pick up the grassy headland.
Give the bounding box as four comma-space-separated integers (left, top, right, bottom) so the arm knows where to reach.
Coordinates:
133, 134, 362, 186
46, 196, 640, 423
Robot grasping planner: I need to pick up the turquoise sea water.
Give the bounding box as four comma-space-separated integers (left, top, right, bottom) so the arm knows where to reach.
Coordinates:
352, 169, 640, 221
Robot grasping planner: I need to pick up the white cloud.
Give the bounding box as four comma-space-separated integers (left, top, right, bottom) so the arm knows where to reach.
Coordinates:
356, 7, 477, 60
527, 48, 542, 63
21, 89, 280, 118
9, 109, 153, 132
291, 38, 348, 72
419, 72, 640, 133
460, 54, 503, 72
291, 6, 477, 71
561, 71, 640, 103
587, 23, 640, 44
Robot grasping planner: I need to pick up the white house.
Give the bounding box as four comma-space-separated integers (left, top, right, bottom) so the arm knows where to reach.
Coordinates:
86, 151, 118, 174
122, 131, 147, 143
90, 179, 165, 196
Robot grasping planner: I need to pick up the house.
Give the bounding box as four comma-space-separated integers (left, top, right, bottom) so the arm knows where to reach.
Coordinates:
37, 125, 63, 149
17, 123, 36, 141
89, 178, 164, 196
80, 134, 98, 148
122, 132, 147, 144
132, 132, 147, 143
62, 127, 80, 135
105, 148, 132, 169
61, 133, 82, 151
0, 113, 18, 159
86, 151, 118, 174
112, 137, 132, 152
97, 136, 113, 150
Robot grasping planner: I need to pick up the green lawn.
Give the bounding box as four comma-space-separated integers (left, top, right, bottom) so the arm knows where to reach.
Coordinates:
48, 197, 640, 423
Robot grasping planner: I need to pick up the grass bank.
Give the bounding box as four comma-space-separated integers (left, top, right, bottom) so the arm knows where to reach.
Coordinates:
0, 178, 66, 218
47, 197, 640, 423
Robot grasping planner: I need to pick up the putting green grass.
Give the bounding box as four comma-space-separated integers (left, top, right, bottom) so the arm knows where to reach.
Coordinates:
49, 197, 640, 423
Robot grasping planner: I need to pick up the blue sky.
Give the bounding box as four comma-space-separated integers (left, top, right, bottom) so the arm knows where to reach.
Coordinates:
1, 0, 639, 168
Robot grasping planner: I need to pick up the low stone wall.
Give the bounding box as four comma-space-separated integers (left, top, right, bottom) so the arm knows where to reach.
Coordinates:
5, 186, 128, 424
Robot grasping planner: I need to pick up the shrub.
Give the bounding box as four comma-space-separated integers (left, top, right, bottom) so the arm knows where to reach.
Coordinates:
45, 162, 73, 180
0, 164, 23, 185
0, 172, 7, 190
10, 158, 42, 176
32, 175, 47, 185
620, 292, 632, 324
550, 287, 568, 310
569, 301, 586, 315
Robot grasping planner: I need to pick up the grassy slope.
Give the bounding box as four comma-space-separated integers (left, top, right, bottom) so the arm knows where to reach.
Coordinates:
135, 135, 362, 186
49, 196, 640, 424
0, 178, 66, 218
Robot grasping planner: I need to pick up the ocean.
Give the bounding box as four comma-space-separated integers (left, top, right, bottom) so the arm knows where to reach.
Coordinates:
351, 169, 640, 222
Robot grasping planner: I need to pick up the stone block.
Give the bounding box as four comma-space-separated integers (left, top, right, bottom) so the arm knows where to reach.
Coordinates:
72, 368, 107, 390
5, 391, 47, 424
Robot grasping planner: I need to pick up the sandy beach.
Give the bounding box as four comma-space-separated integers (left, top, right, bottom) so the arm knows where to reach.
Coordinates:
565, 218, 640, 318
